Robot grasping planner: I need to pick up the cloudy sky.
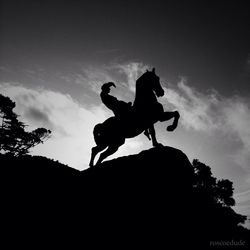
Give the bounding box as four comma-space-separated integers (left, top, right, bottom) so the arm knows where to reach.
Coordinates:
1, 0, 250, 225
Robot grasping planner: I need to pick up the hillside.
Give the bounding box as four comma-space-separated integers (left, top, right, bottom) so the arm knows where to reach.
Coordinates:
1, 147, 249, 248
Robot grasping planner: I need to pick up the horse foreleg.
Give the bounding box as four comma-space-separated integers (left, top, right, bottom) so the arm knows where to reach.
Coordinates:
167, 111, 180, 131
159, 111, 180, 131
95, 143, 122, 166
89, 145, 107, 167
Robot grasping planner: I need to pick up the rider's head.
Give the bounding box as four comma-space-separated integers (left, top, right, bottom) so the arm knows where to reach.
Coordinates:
101, 82, 116, 94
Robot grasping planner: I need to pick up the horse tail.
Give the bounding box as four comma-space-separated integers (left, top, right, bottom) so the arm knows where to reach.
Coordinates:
93, 123, 104, 145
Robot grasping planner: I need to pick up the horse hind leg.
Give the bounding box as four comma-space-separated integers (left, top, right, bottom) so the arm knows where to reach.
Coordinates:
95, 141, 123, 166
89, 144, 107, 168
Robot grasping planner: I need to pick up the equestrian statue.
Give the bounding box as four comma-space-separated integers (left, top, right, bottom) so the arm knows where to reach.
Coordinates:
89, 68, 180, 167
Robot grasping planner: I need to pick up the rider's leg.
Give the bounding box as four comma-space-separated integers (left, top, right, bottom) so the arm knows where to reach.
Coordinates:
89, 144, 107, 167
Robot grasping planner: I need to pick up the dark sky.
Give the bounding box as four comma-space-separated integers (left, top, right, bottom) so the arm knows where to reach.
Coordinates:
1, 0, 250, 95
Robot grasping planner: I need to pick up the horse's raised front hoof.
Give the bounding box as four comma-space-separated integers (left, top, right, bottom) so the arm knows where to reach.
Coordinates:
167, 111, 180, 131
167, 124, 176, 131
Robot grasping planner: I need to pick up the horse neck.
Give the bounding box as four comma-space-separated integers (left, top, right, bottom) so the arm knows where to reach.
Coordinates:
133, 81, 157, 109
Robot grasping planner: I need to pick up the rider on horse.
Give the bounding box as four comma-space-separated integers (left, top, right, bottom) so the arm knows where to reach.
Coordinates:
100, 82, 151, 140
101, 82, 132, 119
89, 68, 180, 167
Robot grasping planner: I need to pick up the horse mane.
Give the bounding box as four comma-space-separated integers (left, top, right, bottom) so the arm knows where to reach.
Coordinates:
136, 71, 150, 86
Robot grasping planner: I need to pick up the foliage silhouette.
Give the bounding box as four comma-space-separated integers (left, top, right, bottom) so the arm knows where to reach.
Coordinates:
193, 159, 236, 207
2, 146, 249, 248
0, 94, 51, 156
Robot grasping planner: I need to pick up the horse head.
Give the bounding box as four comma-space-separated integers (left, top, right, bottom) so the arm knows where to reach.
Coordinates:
145, 68, 164, 97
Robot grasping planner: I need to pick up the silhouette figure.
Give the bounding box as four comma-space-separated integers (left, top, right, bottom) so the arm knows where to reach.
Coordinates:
100, 82, 151, 140
89, 68, 180, 167
100, 82, 132, 119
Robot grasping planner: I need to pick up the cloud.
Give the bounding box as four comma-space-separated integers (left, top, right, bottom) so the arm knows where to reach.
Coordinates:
0, 66, 12, 73
234, 189, 250, 229
164, 78, 222, 131
0, 83, 108, 168
222, 99, 250, 170
0, 82, 144, 170
1, 61, 250, 173
59, 62, 150, 96
69, 66, 116, 94
163, 78, 250, 172
27, 107, 50, 123
234, 189, 250, 204
114, 62, 149, 92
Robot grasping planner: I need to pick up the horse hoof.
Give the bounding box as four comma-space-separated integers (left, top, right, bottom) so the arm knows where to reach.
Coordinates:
89, 164, 100, 169
153, 142, 164, 148
167, 125, 176, 131
89, 162, 98, 168
167, 111, 180, 131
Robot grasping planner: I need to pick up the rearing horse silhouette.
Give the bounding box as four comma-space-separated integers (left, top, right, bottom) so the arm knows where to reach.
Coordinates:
89, 68, 180, 167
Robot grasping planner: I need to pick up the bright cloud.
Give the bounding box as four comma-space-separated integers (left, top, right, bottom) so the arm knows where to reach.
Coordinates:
163, 78, 250, 172
234, 189, 250, 229
0, 83, 107, 169
114, 62, 149, 92
60, 62, 150, 95
76, 67, 116, 94
163, 78, 222, 131
59, 65, 117, 95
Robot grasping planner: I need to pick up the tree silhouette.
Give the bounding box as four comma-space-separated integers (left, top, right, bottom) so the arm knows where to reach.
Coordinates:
192, 159, 246, 228
193, 159, 235, 206
0, 94, 51, 156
